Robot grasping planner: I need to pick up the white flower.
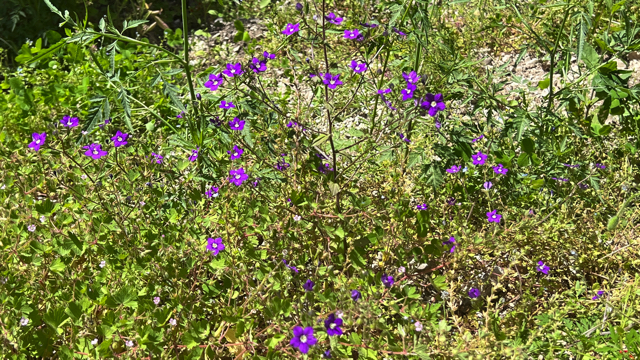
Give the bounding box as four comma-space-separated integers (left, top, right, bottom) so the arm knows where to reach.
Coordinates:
169, 318, 177, 326
293, 215, 301, 221
414, 321, 423, 332
213, 193, 219, 198
0, 277, 7, 284
82, 131, 88, 135
20, 317, 29, 326
398, 266, 406, 274
0, 184, 5, 189
39, 216, 46, 223
27, 224, 36, 232
125, 340, 134, 347
153, 297, 160, 305
336, 310, 344, 318
81, 174, 87, 180
139, 201, 146, 206
282, 250, 288, 256
91, 338, 98, 345
99, 260, 106, 268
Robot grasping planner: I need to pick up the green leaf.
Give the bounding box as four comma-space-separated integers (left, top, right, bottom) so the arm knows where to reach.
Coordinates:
349, 246, 367, 269
328, 182, 340, 196
517, 153, 531, 167
521, 138, 535, 154
44, 307, 70, 332
124, 19, 148, 31
50, 258, 66, 273
599, 125, 612, 136
259, 0, 271, 8
265, 334, 286, 349
65, 301, 83, 322
530, 179, 545, 189
607, 216, 619, 231
537, 77, 550, 90
209, 257, 226, 269
234, 20, 245, 32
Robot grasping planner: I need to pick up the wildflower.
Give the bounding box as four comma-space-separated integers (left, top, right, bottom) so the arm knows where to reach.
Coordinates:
468, 288, 481, 298
421, 93, 446, 117
125, 340, 134, 347
20, 317, 29, 326
249, 57, 267, 72
220, 100, 236, 109
416, 204, 428, 211
263, 51, 276, 60
381, 274, 394, 288
402, 71, 420, 84
153, 297, 160, 305
393, 27, 407, 36
283, 259, 299, 273
322, 73, 343, 89
229, 168, 248, 186
592, 290, 605, 300
579, 183, 589, 190
229, 117, 246, 131
350, 60, 367, 74
446, 165, 461, 173
227, 145, 244, 161
83, 143, 108, 160
377, 89, 391, 96
325, 12, 343, 25
91, 338, 98, 345
344, 29, 360, 39
462, 166, 468, 172
223, 63, 244, 77
472, 151, 487, 165
483, 181, 493, 190
401, 83, 416, 101
111, 130, 129, 147
562, 163, 580, 168
209, 116, 222, 127
39, 216, 46, 223
290, 326, 317, 354
442, 236, 456, 253
536, 261, 549, 275
351, 289, 362, 301
414, 321, 423, 332
27, 224, 36, 232
139, 201, 145, 206
204, 73, 224, 91
303, 279, 315, 291
99, 260, 106, 268
435, 120, 441, 128
323, 349, 332, 358
552, 177, 568, 182
205, 186, 219, 198
486, 209, 501, 223
252, 178, 261, 188
446, 197, 456, 206
398, 266, 406, 274
295, 3, 303, 13
287, 121, 299, 128
282, 23, 300, 35
28, 132, 46, 151
595, 163, 606, 169
206, 237, 225, 256
361, 22, 378, 28
472, 134, 484, 143
324, 313, 343, 336
275, 155, 291, 171
493, 164, 508, 175
151, 152, 163, 164
293, 215, 301, 221
176, 111, 184, 118
196, 93, 201, 100
397, 133, 411, 143
60, 115, 79, 127
169, 318, 177, 326
188, 148, 199, 162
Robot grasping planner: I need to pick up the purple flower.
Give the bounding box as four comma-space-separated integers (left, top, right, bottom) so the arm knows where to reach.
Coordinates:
283, 259, 299, 273
361, 22, 378, 28
151, 152, 163, 164
344, 29, 360, 39
176, 111, 184, 119
421, 93, 446, 117
493, 164, 509, 175
325, 12, 343, 25
468, 288, 481, 298
416, 204, 428, 211
196, 93, 201, 100
295, 3, 303, 12
28, 132, 46, 151
229, 168, 248, 186
381, 274, 394, 288
303, 279, 315, 291
536, 260, 549, 275
263, 51, 276, 60
249, 57, 267, 73
275, 156, 291, 171
472, 151, 488, 165
111, 130, 128, 147
351, 289, 361, 301
401, 83, 416, 101
287, 121, 299, 128
324, 313, 343, 336
209, 116, 222, 127
229, 117, 246, 131
446, 165, 461, 173
393, 27, 407, 36
153, 297, 160, 305
188, 148, 199, 162
402, 71, 420, 84
282, 23, 300, 35
579, 183, 589, 190
592, 290, 604, 300
472, 134, 484, 143
486, 209, 501, 223
223, 63, 244, 77
205, 186, 219, 198
322, 73, 343, 89
552, 177, 569, 182
220, 100, 235, 109
323, 349, 332, 358
377, 88, 391, 95
562, 163, 580, 169
227, 145, 243, 160
397, 133, 411, 143
442, 236, 456, 253
350, 60, 367, 73
595, 163, 606, 169
483, 181, 493, 190
60, 115, 79, 128
446, 197, 456, 206
206, 237, 225, 256
435, 120, 441, 129
204, 73, 224, 91
290, 326, 317, 354
83, 143, 108, 160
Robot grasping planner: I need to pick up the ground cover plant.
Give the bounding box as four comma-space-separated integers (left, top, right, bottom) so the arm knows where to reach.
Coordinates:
1, 0, 640, 358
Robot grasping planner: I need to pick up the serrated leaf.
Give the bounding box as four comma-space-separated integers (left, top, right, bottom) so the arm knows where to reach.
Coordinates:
163, 82, 186, 112
124, 19, 148, 30
265, 334, 286, 349
44, 307, 70, 331
65, 301, 83, 321
50, 258, 66, 272
117, 90, 134, 132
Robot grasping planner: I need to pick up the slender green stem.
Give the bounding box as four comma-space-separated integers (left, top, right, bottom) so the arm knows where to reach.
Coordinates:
181, 0, 198, 108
